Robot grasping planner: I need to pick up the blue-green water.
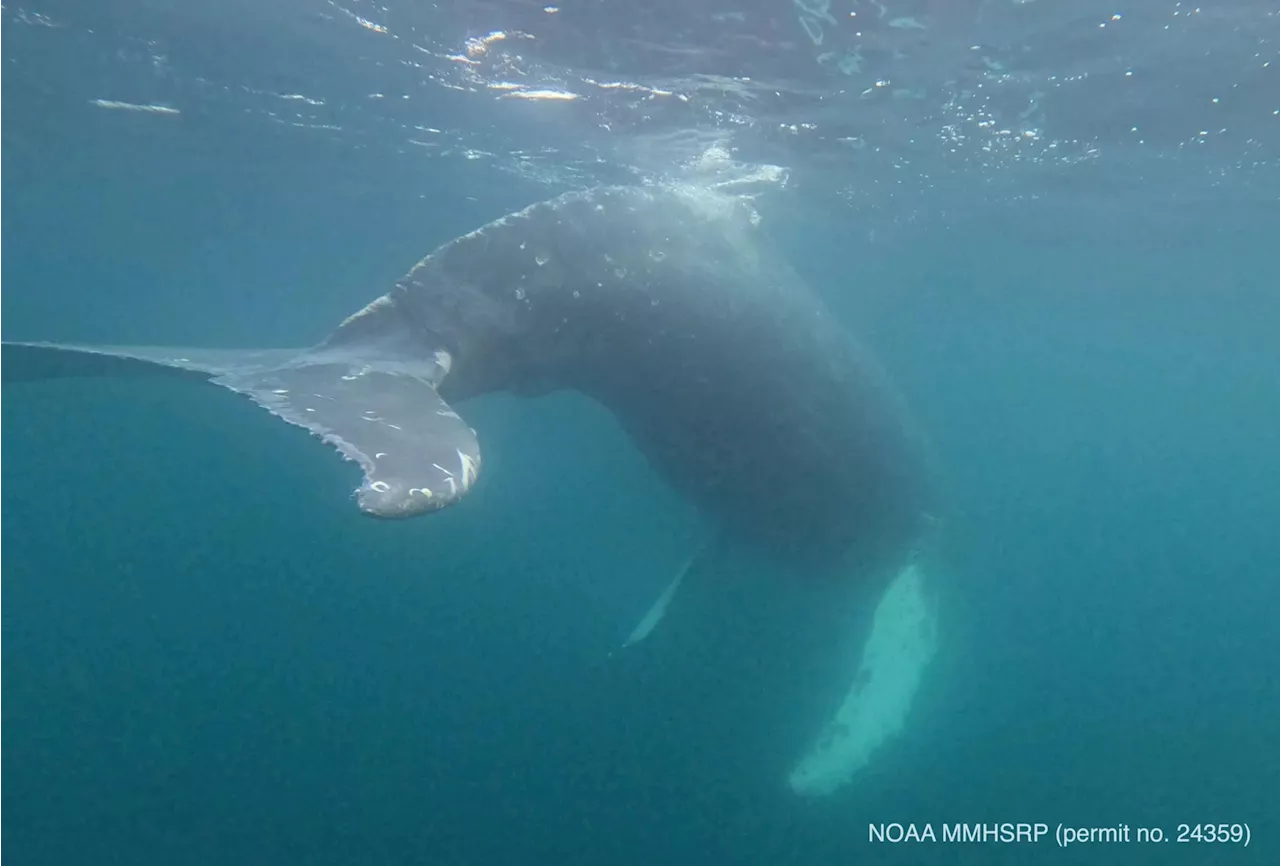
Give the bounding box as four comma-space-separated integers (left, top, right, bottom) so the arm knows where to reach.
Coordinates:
4, 2, 1279, 864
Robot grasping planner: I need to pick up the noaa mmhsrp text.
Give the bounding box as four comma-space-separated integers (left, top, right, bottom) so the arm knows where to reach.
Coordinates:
870, 824, 1049, 844
869, 823, 1251, 847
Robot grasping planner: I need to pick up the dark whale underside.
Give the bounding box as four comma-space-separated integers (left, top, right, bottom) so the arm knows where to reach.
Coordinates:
3, 184, 930, 572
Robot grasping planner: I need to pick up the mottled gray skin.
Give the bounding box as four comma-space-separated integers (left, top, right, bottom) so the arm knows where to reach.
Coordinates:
327, 185, 931, 570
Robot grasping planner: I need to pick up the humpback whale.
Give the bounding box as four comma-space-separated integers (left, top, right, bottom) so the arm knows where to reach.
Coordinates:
3, 183, 939, 795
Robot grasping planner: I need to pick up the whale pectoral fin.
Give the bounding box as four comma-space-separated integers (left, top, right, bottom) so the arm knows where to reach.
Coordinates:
788, 558, 939, 797
618, 543, 706, 650
2, 341, 482, 518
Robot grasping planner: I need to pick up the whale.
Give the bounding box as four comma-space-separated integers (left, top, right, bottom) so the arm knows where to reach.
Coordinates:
3, 183, 941, 795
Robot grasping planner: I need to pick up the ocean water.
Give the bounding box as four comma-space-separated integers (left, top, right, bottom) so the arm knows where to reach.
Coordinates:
3, 2, 1278, 865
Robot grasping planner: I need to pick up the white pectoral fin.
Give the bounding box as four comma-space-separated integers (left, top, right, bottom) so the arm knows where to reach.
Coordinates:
619, 545, 704, 650
788, 559, 939, 797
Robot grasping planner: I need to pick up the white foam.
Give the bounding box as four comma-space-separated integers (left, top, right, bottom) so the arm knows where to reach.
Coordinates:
89, 99, 179, 115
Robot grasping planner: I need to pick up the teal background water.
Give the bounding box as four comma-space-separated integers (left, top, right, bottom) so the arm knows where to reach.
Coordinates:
4, 2, 1280, 864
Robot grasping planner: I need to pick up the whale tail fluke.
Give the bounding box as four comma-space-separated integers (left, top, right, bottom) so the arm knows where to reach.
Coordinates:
2, 340, 482, 518
1, 340, 302, 383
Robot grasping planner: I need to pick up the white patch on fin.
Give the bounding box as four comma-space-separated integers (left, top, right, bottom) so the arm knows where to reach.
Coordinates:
433, 349, 453, 377
788, 559, 938, 797
457, 449, 479, 488
337, 294, 392, 329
